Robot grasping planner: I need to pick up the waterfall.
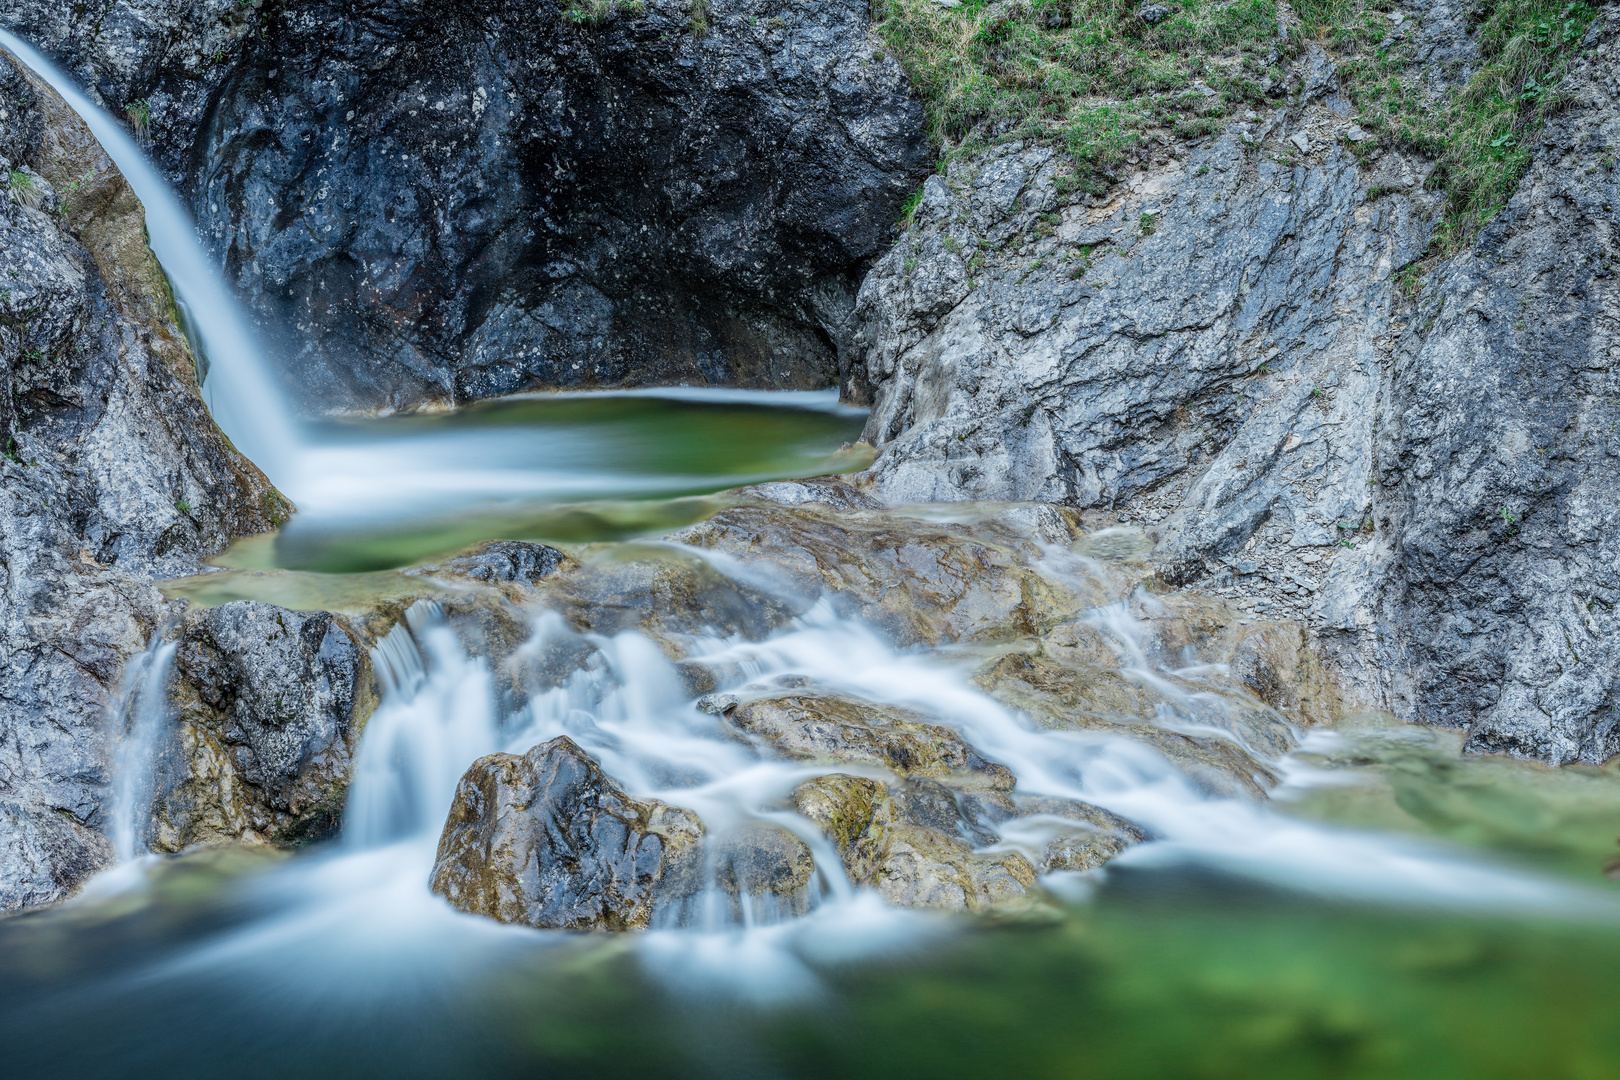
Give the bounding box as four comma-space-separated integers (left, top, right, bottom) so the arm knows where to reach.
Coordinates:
0, 28, 302, 489
107, 638, 177, 862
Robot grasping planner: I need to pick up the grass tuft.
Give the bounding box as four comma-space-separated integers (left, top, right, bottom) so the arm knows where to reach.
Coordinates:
876, 0, 1602, 246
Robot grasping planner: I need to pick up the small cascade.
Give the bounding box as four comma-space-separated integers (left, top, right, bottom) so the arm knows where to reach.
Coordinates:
0, 28, 303, 488
108, 638, 177, 862
346, 602, 500, 848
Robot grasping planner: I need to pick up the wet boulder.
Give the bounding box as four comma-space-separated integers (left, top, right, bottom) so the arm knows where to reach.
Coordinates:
430, 736, 704, 931
791, 774, 1035, 912
712, 822, 817, 920
154, 601, 375, 850
675, 495, 1099, 648
727, 692, 1015, 790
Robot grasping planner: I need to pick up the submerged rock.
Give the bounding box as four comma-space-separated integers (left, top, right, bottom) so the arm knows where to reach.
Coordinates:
430, 736, 704, 930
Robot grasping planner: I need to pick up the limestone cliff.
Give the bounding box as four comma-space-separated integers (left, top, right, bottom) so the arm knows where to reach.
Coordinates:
851, 9, 1620, 764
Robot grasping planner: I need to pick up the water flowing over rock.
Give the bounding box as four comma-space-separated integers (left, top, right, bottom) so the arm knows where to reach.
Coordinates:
727, 692, 1017, 789
791, 774, 1037, 912
2, 0, 931, 412
849, 14, 1620, 766
0, 47, 280, 909
430, 735, 704, 930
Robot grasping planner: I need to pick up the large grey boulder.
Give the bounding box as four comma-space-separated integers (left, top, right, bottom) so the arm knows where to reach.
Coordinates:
430, 736, 705, 930
849, 14, 1620, 765
148, 601, 374, 850
0, 47, 280, 910
1, 0, 931, 412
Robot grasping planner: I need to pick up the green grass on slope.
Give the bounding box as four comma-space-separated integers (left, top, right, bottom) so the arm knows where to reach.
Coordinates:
876, 0, 1602, 248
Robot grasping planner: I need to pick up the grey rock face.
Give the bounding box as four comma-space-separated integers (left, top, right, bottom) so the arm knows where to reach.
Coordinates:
152, 601, 374, 849
2, 0, 930, 413
1354, 15, 1620, 764
0, 48, 279, 910
850, 18, 1620, 765
430, 735, 705, 930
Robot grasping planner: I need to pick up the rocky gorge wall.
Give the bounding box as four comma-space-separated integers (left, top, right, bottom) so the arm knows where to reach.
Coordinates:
0, 0, 930, 412
0, 46, 285, 907
852, 6, 1620, 764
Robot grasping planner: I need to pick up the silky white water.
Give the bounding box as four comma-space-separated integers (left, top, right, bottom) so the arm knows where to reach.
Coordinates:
7, 22, 1616, 1026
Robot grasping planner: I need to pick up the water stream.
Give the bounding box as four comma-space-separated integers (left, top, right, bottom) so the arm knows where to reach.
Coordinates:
4, 27, 1620, 1080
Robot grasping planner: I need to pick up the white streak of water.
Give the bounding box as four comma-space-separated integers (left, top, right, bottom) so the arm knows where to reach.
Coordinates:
0, 28, 302, 488
108, 639, 176, 862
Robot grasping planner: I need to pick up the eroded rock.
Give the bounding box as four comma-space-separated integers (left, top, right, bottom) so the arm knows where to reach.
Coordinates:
430, 736, 704, 930
0, 47, 280, 910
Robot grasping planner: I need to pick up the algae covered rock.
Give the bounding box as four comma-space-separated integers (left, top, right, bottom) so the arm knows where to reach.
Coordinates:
430, 736, 704, 930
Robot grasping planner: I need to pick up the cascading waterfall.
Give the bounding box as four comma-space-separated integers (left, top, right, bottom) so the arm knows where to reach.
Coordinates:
107, 638, 177, 862
0, 28, 303, 490
303, 547, 1601, 996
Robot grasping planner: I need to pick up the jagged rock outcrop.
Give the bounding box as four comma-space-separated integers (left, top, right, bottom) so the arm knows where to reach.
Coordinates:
430, 735, 705, 929
2, 0, 931, 412
149, 601, 374, 849
0, 46, 281, 910
849, 13, 1620, 765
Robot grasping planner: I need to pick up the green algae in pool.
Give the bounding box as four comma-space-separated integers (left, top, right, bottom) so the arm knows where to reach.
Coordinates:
235, 390, 872, 573
1277, 713, 1620, 884
4, 859, 1620, 1079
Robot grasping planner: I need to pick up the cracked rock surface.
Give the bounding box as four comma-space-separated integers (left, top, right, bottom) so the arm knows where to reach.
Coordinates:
851, 15, 1620, 765
0, 48, 280, 910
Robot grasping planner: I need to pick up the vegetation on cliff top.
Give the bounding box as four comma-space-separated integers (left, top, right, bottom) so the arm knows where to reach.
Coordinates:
876, 0, 1601, 247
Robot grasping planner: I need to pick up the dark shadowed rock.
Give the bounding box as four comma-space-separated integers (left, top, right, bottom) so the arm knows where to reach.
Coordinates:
713, 822, 816, 917
2, 0, 931, 412
430, 736, 704, 930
